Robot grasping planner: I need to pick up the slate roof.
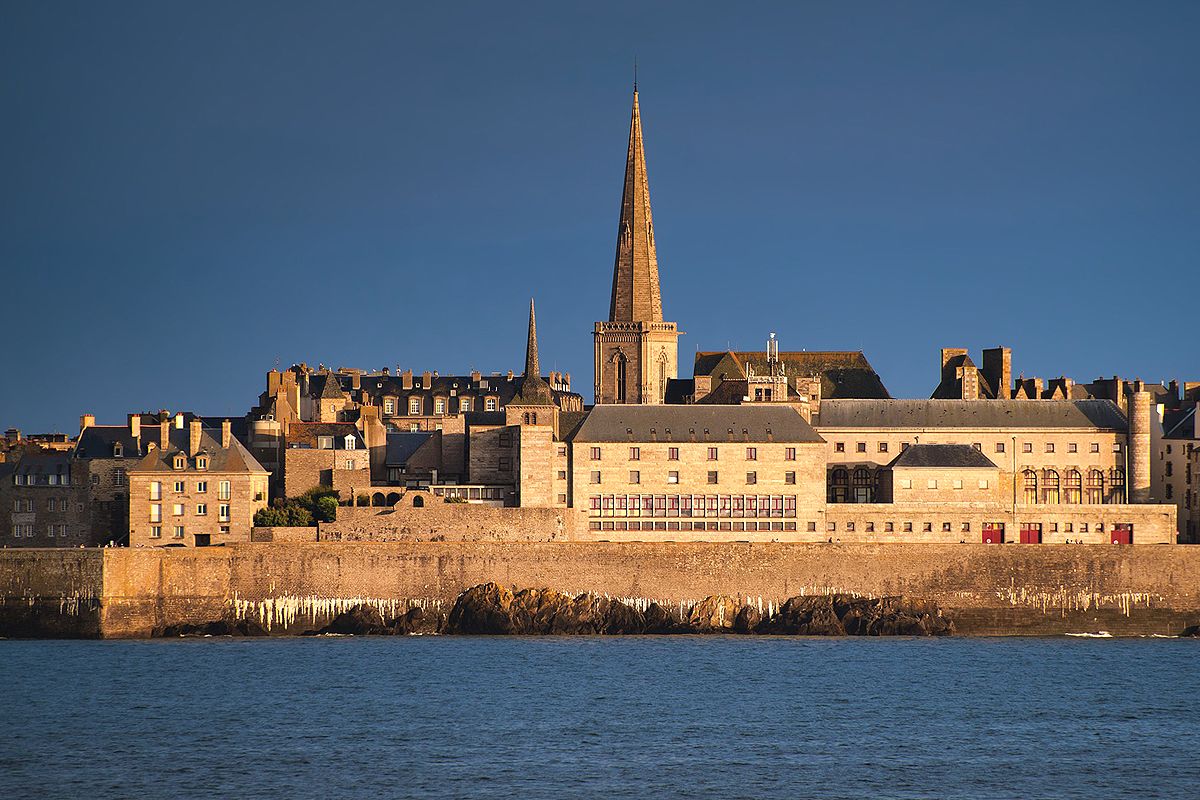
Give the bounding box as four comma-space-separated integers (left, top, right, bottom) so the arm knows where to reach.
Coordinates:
888, 444, 998, 469
556, 411, 589, 442
351, 372, 583, 410
75, 424, 147, 460
128, 427, 267, 474
692, 351, 890, 400
930, 354, 998, 400
663, 378, 695, 404
385, 432, 436, 466
286, 422, 365, 450
570, 405, 824, 443
12, 452, 73, 483
818, 399, 1128, 431
1163, 407, 1197, 440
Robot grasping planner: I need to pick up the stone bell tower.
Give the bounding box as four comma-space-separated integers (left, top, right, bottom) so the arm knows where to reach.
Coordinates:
593, 85, 679, 405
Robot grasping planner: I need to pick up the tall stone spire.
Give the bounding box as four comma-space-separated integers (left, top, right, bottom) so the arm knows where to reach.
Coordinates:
524, 298, 540, 378
609, 88, 663, 323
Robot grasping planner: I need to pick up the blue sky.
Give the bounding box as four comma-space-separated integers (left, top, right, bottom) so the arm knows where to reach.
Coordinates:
2, 1, 1197, 432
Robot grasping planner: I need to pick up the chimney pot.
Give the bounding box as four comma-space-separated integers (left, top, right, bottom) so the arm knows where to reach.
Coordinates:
80, 414, 95, 431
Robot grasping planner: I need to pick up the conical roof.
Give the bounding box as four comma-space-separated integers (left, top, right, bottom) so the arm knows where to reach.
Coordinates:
608, 89, 663, 323
515, 299, 553, 405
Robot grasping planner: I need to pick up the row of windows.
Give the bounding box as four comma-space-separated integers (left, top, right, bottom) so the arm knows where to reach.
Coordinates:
170, 455, 209, 470
587, 494, 798, 518
10, 524, 69, 538
591, 470, 794, 486
149, 526, 185, 539
90, 468, 126, 486
149, 503, 229, 522
590, 521, 798, 532
590, 446, 797, 462
11, 499, 72, 512
149, 481, 230, 500
1021, 468, 1125, 504
382, 397, 497, 415
12, 473, 70, 486
831, 441, 1119, 455
824, 520, 1119, 534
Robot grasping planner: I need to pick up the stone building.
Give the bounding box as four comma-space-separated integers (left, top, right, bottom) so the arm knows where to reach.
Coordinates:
127, 417, 268, 547
280, 422, 371, 501
1155, 402, 1199, 542
2, 452, 89, 547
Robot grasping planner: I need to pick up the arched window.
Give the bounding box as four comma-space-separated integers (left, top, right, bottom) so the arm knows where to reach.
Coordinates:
852, 467, 874, 503
412, 495, 425, 508
522, 413, 530, 424
1022, 469, 1038, 505
830, 468, 849, 503
1108, 468, 1125, 504
1086, 469, 1104, 504
371, 492, 385, 507
615, 353, 628, 403
530, 412, 537, 425
1064, 470, 1082, 504
1041, 469, 1060, 505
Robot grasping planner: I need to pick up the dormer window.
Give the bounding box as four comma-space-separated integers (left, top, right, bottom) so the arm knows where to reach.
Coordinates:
196, 456, 208, 470
409, 397, 421, 415
384, 399, 395, 415
318, 436, 334, 450
344, 435, 356, 451
112, 442, 123, 458
485, 397, 497, 412
172, 455, 186, 470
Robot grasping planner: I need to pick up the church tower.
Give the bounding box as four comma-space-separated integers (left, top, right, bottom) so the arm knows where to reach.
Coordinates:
593, 86, 679, 405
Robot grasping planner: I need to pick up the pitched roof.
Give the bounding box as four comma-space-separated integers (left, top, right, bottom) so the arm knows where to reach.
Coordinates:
692, 350, 890, 400
318, 372, 346, 400
285, 422, 365, 450
1163, 406, 1197, 440
818, 399, 1128, 431
888, 444, 998, 469
931, 353, 998, 399
663, 378, 695, 404
128, 427, 267, 474
385, 432, 436, 466
570, 405, 824, 443
12, 451, 72, 480
75, 425, 145, 460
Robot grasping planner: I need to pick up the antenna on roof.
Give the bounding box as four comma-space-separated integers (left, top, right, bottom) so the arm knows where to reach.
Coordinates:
633, 56, 638, 92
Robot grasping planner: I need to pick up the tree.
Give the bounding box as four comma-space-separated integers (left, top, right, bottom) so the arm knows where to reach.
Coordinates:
314, 496, 338, 523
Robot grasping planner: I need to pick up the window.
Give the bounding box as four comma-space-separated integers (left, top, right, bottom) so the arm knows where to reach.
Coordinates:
196, 457, 208, 470
1065, 470, 1081, 504
852, 468, 874, 503
668, 471, 679, 484
903, 522, 913, 532
318, 436, 334, 450
558, 446, 567, 457
91, 474, 100, 486
219, 504, 230, 521
408, 423, 420, 432
785, 471, 795, 484
150, 481, 161, 500
1069, 443, 1078, 453
218, 481, 231, 500
1043, 442, 1054, 453
899, 479, 912, 489
830, 468, 849, 503
498, 456, 512, 472
1165, 462, 1173, 477
1042, 469, 1060, 504
498, 432, 512, 448
197, 481, 207, 493
557, 494, 567, 504
174, 481, 185, 493
557, 470, 567, 480
856, 442, 866, 453
383, 399, 395, 415
590, 447, 601, 461
1086, 469, 1104, 504
927, 479, 938, 489
1090, 442, 1100, 453
978, 479, 990, 490
409, 398, 421, 415
1113, 442, 1122, 453
629, 447, 640, 461
835, 442, 845, 453
345, 460, 355, 470
150, 526, 162, 539
746, 472, 757, 485
1022, 442, 1032, 454
460, 398, 472, 413
878, 443, 888, 453
1108, 468, 1125, 503
173, 503, 184, 516
629, 471, 640, 485
953, 480, 963, 490
1023, 470, 1038, 504
345, 435, 356, 450
47, 498, 55, 511
114, 468, 126, 486
942, 522, 952, 532
923, 523, 933, 533
668, 447, 679, 461
590, 471, 601, 484
785, 447, 796, 461
150, 505, 161, 523
197, 504, 207, 516
485, 398, 497, 412
173, 455, 185, 470
435, 399, 445, 415
995, 442, 1005, 454
1166, 484, 1174, 500
746, 447, 757, 461
707, 447, 718, 461
707, 471, 719, 485
173, 526, 184, 539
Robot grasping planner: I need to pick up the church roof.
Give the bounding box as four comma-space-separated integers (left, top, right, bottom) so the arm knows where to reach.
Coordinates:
513, 299, 554, 406
609, 89, 663, 323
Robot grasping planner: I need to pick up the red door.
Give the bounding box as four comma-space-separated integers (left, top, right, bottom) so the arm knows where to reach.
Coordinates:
1020, 524, 1042, 544
1111, 524, 1132, 545
982, 523, 1004, 544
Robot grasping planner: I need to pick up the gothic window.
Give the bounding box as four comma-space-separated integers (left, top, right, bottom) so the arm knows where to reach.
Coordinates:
1022, 469, 1038, 505
1041, 469, 1060, 505
1064, 470, 1082, 504
615, 353, 628, 403
1108, 468, 1125, 504
1086, 469, 1104, 504
852, 468, 874, 503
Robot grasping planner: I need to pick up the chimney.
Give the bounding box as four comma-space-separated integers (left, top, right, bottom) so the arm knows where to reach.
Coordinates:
267, 369, 282, 397
940, 347, 968, 376
351, 373, 361, 390
221, 419, 232, 449
159, 417, 171, 450
174, 412, 184, 430
402, 370, 413, 391
422, 370, 432, 388
981, 347, 1012, 400
189, 419, 203, 457
506, 370, 514, 380
128, 413, 141, 441
80, 414, 95, 432
470, 370, 481, 383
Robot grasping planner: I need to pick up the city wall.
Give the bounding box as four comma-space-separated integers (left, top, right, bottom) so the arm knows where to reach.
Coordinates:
3, 542, 1200, 638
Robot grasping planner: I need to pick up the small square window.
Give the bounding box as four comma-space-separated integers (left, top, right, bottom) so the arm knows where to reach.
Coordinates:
557, 470, 567, 480
629, 470, 640, 484
942, 522, 952, 532
629, 447, 640, 461
978, 479, 989, 489
827, 522, 836, 532
785, 471, 796, 485
1046, 443, 1055, 453
1022, 442, 1033, 453
899, 479, 912, 489
1090, 443, 1100, 453
668, 471, 679, 484
952, 480, 963, 489
923, 522, 933, 533
846, 522, 856, 532
557, 446, 567, 457
903, 522, 913, 533
590, 447, 601, 461
856, 442, 866, 453
972, 443, 982, 451
150, 526, 161, 539
557, 493, 567, 504
785, 447, 796, 461
174, 481, 185, 493
668, 447, 680, 461
885, 522, 894, 532
865, 522, 875, 532
835, 442, 845, 453
708, 447, 719, 461
196, 504, 207, 516
878, 442, 888, 453
806, 522, 817, 532
746, 472, 757, 485
927, 479, 938, 489
746, 447, 757, 461
996, 442, 1005, 453
707, 471, 718, 485
1069, 443, 1078, 453
590, 471, 601, 484
961, 522, 971, 532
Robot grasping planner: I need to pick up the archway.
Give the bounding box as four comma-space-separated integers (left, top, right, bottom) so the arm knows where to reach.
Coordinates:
412, 495, 425, 508
371, 492, 385, 507
386, 492, 401, 506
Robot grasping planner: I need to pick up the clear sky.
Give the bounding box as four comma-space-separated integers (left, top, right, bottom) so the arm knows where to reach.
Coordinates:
3, 1, 1197, 432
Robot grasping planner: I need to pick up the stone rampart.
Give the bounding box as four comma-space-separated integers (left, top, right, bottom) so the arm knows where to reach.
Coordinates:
318, 504, 585, 542
3, 543, 1200, 638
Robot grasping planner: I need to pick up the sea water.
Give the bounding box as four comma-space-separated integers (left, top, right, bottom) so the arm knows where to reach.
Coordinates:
1, 637, 1196, 799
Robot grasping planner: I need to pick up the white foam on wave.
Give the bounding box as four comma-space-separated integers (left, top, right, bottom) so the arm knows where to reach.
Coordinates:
1065, 631, 1113, 638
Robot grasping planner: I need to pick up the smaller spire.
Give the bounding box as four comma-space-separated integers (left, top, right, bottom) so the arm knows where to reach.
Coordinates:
525, 298, 540, 378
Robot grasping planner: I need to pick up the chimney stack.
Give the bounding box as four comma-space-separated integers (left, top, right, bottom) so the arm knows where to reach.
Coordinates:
189, 419, 203, 457
422, 370, 432, 388
402, 370, 413, 390
221, 419, 232, 449
128, 413, 141, 441
174, 412, 184, 430
80, 414, 95, 432
159, 416, 171, 450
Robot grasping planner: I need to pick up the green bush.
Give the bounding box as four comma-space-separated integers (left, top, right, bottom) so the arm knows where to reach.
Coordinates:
314, 495, 338, 523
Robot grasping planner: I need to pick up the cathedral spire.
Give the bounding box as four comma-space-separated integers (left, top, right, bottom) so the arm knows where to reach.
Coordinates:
524, 297, 540, 378
609, 87, 663, 323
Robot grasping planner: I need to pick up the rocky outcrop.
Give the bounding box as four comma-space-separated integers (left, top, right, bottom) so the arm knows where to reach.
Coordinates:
444, 584, 954, 637
159, 618, 269, 637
